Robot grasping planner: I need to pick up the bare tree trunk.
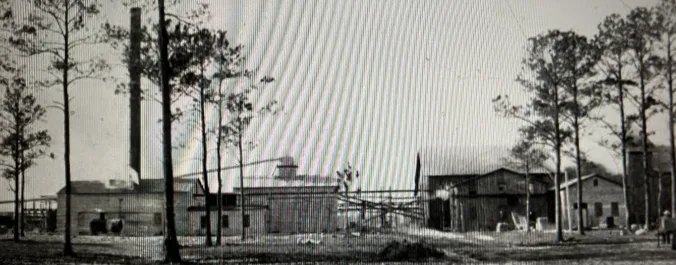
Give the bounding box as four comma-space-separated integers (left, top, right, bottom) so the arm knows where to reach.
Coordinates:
239, 132, 246, 241
666, 38, 676, 219
20, 152, 25, 237
659, 174, 663, 217
62, 4, 74, 253
618, 65, 631, 231
13, 165, 19, 242
554, 84, 563, 242
158, 0, 182, 262
526, 164, 531, 233
573, 85, 585, 236
344, 184, 350, 235
639, 57, 652, 229
216, 88, 223, 246
199, 74, 212, 247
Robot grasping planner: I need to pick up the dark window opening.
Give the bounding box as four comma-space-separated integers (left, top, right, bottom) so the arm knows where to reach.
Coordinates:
594, 203, 603, 217
222, 215, 229, 228
507, 196, 519, 206
573, 203, 587, 210
468, 179, 478, 195
154, 213, 162, 225
593, 179, 598, 187
611, 203, 619, 216
243, 214, 250, 228
223, 194, 237, 207
200, 216, 208, 228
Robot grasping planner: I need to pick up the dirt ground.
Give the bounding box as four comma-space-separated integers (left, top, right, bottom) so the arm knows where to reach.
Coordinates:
2, 229, 676, 264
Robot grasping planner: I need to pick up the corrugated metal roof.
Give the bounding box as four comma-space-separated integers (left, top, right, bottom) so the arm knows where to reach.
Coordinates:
419, 145, 551, 176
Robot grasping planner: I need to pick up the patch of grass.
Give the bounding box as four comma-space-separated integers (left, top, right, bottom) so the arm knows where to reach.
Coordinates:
3, 231, 675, 264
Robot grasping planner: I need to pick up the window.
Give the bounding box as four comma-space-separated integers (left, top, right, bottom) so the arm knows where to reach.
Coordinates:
573, 203, 587, 209
594, 203, 603, 217
611, 203, 619, 216
468, 179, 478, 195
222, 215, 229, 228
243, 214, 250, 228
593, 179, 598, 187
200, 216, 208, 228
154, 213, 162, 225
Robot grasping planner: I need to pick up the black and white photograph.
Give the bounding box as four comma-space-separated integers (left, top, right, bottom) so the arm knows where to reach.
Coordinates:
1, 0, 676, 264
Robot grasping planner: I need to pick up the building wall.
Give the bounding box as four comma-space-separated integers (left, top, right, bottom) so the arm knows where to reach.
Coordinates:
239, 186, 339, 234
267, 195, 338, 234
428, 195, 548, 231
189, 208, 267, 237
58, 186, 338, 236
560, 176, 626, 229
475, 170, 549, 195
425, 170, 551, 231
56, 192, 196, 236
190, 186, 339, 235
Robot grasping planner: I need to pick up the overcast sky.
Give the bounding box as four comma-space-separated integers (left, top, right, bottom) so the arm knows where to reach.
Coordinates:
0, 0, 667, 209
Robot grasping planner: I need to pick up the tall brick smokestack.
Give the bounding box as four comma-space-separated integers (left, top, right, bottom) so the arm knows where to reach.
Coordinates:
129, 7, 142, 181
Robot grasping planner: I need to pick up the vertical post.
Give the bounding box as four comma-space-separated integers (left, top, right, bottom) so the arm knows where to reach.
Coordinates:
526, 173, 531, 232
565, 171, 572, 232
460, 203, 465, 232
129, 7, 142, 182
388, 187, 393, 228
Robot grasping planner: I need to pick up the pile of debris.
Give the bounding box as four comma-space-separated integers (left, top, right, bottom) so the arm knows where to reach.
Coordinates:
377, 239, 446, 261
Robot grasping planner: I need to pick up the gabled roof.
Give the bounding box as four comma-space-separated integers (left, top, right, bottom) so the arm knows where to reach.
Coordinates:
552, 173, 622, 190
419, 145, 552, 176
435, 167, 553, 189
476, 167, 552, 184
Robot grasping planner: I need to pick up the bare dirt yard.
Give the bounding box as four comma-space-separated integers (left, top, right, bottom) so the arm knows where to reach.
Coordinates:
2, 228, 676, 264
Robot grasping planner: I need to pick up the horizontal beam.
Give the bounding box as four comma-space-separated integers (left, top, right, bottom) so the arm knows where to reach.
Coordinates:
175, 158, 287, 178
0, 198, 58, 204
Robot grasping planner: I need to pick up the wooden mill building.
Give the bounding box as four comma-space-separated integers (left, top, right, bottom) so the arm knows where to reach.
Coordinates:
56, 158, 340, 236
418, 146, 553, 231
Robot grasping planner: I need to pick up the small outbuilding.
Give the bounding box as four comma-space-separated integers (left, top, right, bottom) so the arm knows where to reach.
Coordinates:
554, 173, 626, 229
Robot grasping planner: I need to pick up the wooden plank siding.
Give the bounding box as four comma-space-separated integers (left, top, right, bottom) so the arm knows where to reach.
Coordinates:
426, 168, 552, 231
267, 195, 338, 234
